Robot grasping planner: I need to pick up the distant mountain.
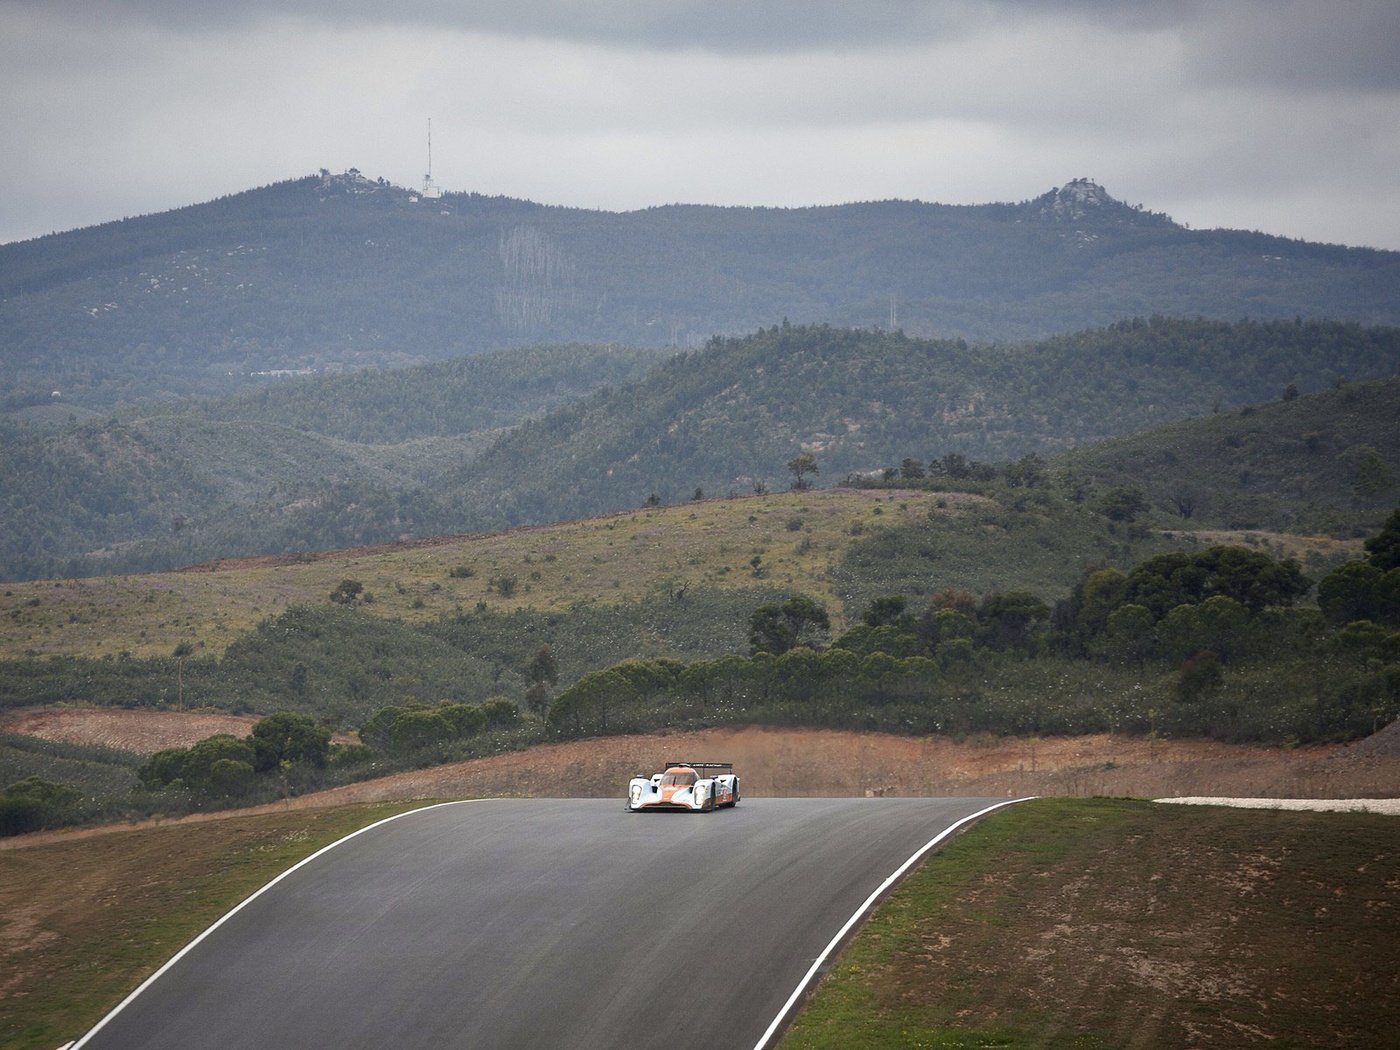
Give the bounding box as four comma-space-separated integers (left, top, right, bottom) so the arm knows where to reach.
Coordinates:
3, 171, 1398, 411
3, 317, 1396, 581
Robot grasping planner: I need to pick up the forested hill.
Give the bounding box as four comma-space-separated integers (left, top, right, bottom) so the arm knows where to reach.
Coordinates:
0, 342, 669, 581
3, 318, 1397, 581
188, 342, 673, 444
4, 171, 1399, 411
445, 319, 1400, 528
1057, 375, 1400, 536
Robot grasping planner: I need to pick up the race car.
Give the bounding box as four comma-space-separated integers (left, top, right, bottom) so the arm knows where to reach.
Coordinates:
626, 761, 740, 812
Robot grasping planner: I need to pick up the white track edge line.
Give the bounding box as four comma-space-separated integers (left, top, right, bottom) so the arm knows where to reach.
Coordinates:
751, 796, 1039, 1050
69, 798, 486, 1050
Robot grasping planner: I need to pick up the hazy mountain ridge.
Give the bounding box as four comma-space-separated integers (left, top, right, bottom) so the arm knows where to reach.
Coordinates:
3, 172, 1397, 412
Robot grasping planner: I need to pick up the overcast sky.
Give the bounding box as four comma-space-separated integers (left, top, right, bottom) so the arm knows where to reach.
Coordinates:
3, 0, 1399, 249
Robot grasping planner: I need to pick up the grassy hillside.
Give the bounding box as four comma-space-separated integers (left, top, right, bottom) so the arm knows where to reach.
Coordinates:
4, 482, 1302, 666
0, 478, 1376, 744
3, 172, 1397, 411
0, 483, 1248, 744
0, 490, 1009, 663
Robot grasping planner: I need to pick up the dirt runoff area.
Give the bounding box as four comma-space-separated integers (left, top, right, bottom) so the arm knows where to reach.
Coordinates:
4, 709, 1398, 838
307, 724, 1400, 808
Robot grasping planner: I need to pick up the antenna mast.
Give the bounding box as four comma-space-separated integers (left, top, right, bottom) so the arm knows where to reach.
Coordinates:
422, 118, 442, 199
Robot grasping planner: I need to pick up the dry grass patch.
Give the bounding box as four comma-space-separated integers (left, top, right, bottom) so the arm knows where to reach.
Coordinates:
1158, 528, 1361, 570
0, 489, 960, 659
782, 798, 1400, 1049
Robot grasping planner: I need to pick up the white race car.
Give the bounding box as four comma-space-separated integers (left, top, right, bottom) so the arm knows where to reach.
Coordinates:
626, 761, 740, 812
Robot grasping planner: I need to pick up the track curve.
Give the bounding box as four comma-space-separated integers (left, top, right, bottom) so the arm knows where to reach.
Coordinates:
75, 796, 1020, 1050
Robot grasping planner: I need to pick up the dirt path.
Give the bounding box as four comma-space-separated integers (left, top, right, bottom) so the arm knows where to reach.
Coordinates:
2, 708, 262, 752
1, 707, 358, 753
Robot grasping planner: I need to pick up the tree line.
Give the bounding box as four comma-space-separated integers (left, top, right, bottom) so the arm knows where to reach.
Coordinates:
540, 522, 1399, 747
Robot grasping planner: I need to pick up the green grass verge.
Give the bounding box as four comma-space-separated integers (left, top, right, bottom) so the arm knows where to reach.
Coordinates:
781, 798, 1400, 1049
0, 802, 429, 1050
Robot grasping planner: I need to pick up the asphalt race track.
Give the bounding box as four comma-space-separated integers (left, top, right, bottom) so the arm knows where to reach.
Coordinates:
74, 796, 1020, 1050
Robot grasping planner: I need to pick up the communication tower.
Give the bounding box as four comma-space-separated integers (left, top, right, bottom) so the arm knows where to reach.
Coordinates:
422, 118, 442, 199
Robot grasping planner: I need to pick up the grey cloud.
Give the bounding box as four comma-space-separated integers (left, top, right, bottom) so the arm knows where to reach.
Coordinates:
9, 0, 1201, 52
11, 0, 971, 50
19, 0, 1398, 93
1184, 1, 1400, 92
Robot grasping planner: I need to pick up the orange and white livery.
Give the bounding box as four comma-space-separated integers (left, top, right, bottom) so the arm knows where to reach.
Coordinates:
626, 761, 740, 812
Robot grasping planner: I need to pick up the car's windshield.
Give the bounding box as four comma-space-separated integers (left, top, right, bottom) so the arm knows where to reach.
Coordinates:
660, 771, 697, 787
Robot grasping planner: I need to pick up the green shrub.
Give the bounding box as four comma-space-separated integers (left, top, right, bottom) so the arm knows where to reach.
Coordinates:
0, 777, 82, 836
250, 712, 331, 772
1175, 651, 1224, 704
328, 742, 374, 768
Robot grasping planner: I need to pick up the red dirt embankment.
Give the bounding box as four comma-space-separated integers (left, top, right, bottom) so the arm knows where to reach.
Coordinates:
302, 725, 1399, 806
3, 709, 1396, 846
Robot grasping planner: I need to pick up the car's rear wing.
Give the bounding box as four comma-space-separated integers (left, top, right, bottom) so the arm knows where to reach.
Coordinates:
662, 761, 734, 774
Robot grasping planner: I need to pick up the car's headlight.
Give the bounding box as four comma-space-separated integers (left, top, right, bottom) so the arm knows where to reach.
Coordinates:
629, 784, 643, 805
